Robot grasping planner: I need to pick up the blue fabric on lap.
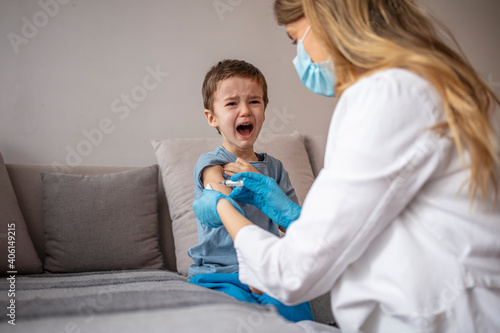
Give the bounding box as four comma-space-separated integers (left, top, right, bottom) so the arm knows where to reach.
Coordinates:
189, 273, 314, 323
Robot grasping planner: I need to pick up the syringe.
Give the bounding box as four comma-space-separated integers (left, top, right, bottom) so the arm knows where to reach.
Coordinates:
219, 179, 244, 187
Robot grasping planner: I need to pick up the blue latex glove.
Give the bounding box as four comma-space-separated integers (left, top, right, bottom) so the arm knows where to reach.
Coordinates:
192, 189, 245, 228
229, 172, 301, 229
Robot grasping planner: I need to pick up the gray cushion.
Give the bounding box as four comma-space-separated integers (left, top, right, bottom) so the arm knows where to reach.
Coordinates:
304, 135, 327, 177
0, 153, 43, 274
42, 165, 164, 273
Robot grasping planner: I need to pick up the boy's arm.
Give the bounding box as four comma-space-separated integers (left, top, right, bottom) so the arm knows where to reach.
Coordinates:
201, 165, 232, 196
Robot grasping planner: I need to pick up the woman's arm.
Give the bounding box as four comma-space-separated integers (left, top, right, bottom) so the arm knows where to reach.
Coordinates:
217, 199, 253, 239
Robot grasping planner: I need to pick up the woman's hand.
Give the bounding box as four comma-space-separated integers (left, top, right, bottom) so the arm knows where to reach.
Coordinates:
192, 189, 245, 228
229, 172, 301, 229
223, 157, 261, 177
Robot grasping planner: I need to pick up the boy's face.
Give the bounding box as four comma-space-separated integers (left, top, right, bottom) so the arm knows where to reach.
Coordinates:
205, 76, 265, 158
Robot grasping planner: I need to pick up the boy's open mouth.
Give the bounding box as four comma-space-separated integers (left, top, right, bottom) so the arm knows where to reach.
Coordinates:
236, 123, 254, 137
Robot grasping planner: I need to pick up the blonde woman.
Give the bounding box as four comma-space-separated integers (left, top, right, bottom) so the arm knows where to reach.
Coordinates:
193, 0, 500, 331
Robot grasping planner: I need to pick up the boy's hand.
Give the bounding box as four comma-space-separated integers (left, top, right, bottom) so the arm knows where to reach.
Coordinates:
223, 157, 260, 176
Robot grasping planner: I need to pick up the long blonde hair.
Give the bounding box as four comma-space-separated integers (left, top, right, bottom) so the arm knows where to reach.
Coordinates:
279, 0, 499, 203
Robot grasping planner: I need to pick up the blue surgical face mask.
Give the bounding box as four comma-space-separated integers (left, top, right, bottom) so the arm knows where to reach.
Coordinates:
293, 26, 336, 97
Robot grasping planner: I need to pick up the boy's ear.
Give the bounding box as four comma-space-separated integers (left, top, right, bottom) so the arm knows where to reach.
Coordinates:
204, 109, 218, 128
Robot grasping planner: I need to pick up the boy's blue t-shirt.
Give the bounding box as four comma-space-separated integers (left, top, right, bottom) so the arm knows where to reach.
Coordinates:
187, 145, 298, 278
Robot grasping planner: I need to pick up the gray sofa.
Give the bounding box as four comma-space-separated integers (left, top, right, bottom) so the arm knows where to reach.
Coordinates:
0, 132, 336, 332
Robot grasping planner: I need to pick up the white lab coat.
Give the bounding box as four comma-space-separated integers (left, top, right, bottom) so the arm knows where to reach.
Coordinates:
235, 69, 500, 332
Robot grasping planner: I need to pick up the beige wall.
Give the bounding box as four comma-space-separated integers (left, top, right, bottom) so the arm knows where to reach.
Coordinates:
1, 0, 498, 166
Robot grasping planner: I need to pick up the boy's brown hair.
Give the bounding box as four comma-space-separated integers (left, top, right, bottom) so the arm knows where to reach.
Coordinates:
202, 59, 269, 112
